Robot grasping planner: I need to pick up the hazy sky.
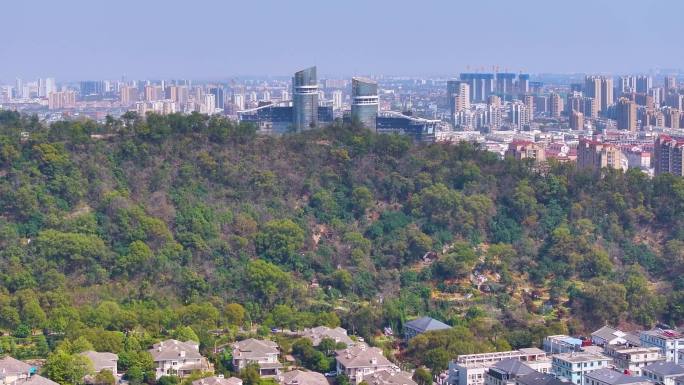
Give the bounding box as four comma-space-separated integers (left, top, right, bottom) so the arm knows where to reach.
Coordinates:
2, 0, 684, 81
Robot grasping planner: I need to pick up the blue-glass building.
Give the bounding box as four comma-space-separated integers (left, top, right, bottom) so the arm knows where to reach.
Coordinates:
351, 77, 378, 129
292, 66, 319, 131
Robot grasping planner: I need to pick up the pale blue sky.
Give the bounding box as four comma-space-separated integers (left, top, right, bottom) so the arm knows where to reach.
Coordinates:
2, 0, 683, 81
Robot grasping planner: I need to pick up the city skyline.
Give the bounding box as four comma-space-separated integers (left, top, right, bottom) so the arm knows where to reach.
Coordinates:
3, 0, 684, 81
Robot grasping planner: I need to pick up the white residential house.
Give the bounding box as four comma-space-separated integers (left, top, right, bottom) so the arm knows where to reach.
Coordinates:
80, 351, 119, 374
301, 326, 354, 347
591, 327, 628, 347
447, 348, 551, 385
0, 357, 34, 385
149, 339, 213, 379
604, 345, 663, 376
335, 344, 399, 384
232, 339, 282, 377
640, 330, 684, 364
551, 352, 611, 385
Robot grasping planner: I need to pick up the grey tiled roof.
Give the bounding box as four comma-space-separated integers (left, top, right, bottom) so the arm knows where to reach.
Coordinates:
404, 317, 451, 333
644, 362, 684, 377
586, 368, 652, 385
192, 376, 243, 385
516, 372, 569, 385
278, 370, 328, 385
149, 340, 203, 361
491, 359, 535, 376
0, 356, 33, 375
366, 370, 418, 385
233, 339, 279, 361
335, 344, 394, 369
25, 375, 60, 385
80, 351, 118, 372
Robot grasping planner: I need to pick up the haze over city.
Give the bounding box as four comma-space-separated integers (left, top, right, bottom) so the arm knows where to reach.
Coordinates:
3, 0, 684, 80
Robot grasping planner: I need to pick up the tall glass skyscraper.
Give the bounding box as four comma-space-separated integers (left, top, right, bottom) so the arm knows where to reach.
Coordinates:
351, 77, 378, 130
292, 66, 318, 131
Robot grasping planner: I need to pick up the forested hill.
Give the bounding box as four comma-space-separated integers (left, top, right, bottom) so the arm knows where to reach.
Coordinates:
0, 109, 683, 356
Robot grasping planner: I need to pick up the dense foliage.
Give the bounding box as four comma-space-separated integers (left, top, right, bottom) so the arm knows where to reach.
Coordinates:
0, 110, 683, 375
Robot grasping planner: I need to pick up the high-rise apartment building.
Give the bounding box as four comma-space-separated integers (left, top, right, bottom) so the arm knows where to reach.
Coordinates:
520, 94, 533, 123
664, 76, 677, 92
601, 77, 613, 112
619, 76, 636, 94
577, 138, 624, 171
292, 66, 319, 131
654, 135, 684, 176
663, 107, 681, 129
209, 87, 225, 109
144, 85, 163, 102
332, 90, 343, 110
447, 80, 470, 124
518, 74, 530, 95
585, 76, 614, 113
510, 101, 530, 130
232, 93, 245, 111
350, 77, 378, 130
570, 110, 584, 130
496, 73, 516, 100
636, 76, 652, 93
120, 86, 138, 105
616, 97, 637, 131
48, 91, 76, 110
460, 73, 495, 102
549, 93, 563, 118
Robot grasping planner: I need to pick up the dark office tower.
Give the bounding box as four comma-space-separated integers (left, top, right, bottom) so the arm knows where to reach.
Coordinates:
635, 75, 652, 93
518, 74, 530, 95
209, 87, 225, 109
351, 77, 379, 130
460, 73, 494, 102
616, 97, 637, 131
496, 73, 516, 100
292, 66, 319, 131
80, 80, 105, 96
570, 83, 583, 93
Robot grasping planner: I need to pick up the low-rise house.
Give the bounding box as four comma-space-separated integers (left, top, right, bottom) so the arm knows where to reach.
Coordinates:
447, 348, 551, 385
543, 336, 584, 354
551, 352, 611, 385
640, 330, 684, 364
584, 368, 653, 385
604, 346, 663, 376
335, 344, 398, 384
366, 370, 418, 385
149, 339, 213, 379
486, 359, 536, 385
232, 339, 282, 377
277, 370, 328, 385
192, 375, 243, 385
642, 362, 684, 385
404, 317, 451, 340
515, 372, 568, 385
301, 326, 354, 347
592, 327, 628, 347
0, 357, 34, 385
80, 351, 118, 375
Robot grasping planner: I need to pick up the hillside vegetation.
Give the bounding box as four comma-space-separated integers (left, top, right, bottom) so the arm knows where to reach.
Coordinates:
0, 110, 683, 372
